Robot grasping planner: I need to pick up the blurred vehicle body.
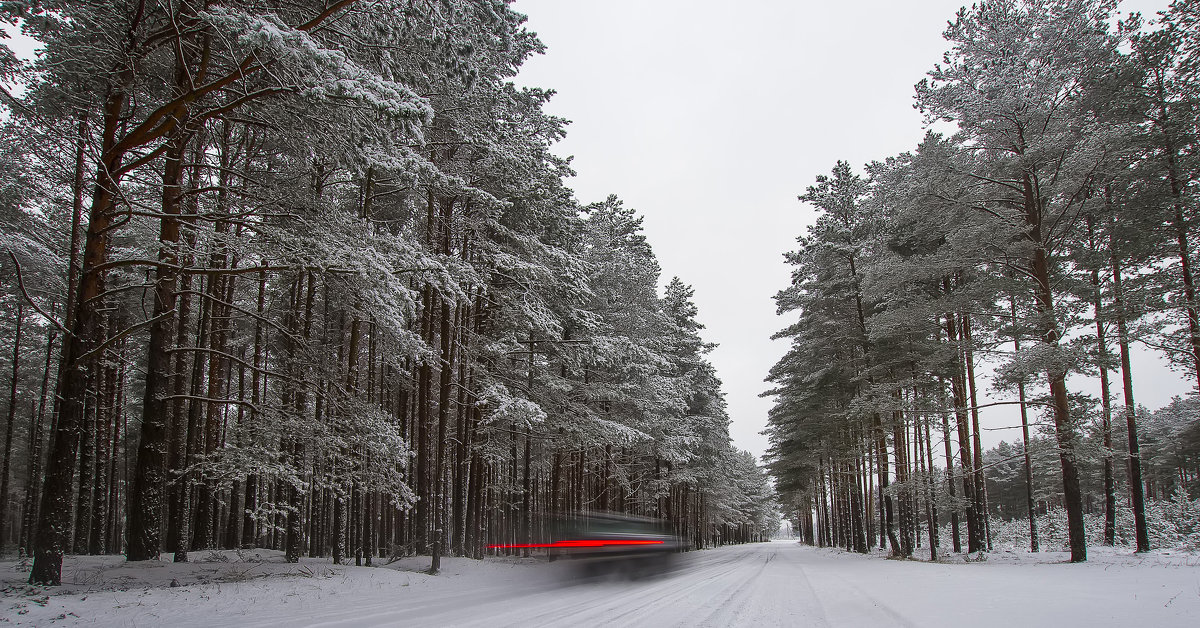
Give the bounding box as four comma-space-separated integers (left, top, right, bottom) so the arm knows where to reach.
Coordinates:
488, 511, 686, 580
555, 512, 684, 579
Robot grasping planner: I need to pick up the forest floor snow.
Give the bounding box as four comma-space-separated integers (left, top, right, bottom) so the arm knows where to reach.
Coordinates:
0, 541, 1198, 626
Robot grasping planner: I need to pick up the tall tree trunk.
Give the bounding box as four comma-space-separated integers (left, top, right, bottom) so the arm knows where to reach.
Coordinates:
89, 330, 117, 555
415, 287, 432, 555
921, 407, 939, 561
961, 314, 989, 550
166, 257, 194, 558
1088, 218, 1117, 546
176, 202, 212, 561
128, 122, 192, 561
126, 7, 217, 561
850, 453, 867, 554
891, 411, 913, 557
1023, 172, 1085, 562
19, 329, 55, 556
1150, 72, 1200, 392
194, 144, 234, 553
73, 387, 97, 554
1008, 296, 1039, 552
452, 349, 469, 556
286, 273, 316, 563
30, 72, 131, 586
520, 337, 534, 558
107, 354, 126, 555
1112, 256, 1149, 552
874, 413, 899, 556
242, 266, 268, 549
431, 295, 455, 573
0, 297, 23, 549
945, 311, 980, 553
938, 400, 961, 554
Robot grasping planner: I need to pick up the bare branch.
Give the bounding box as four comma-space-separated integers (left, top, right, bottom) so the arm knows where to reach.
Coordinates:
6, 251, 70, 336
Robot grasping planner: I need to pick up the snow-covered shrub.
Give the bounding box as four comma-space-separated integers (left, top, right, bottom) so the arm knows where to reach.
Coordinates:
985, 490, 1200, 552
1145, 488, 1200, 550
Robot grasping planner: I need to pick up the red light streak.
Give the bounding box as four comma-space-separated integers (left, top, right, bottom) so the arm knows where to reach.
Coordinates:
487, 539, 665, 549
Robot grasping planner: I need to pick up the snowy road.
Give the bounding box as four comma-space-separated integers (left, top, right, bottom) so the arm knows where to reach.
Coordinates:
230, 542, 835, 628
249, 541, 1200, 628
349, 543, 831, 627
6, 541, 1200, 626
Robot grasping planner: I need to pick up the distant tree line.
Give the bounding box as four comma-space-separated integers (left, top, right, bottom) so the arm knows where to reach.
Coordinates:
766, 0, 1200, 563
983, 396, 1200, 549
0, 0, 778, 586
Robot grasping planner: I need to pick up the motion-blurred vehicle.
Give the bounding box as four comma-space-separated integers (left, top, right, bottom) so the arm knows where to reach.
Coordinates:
490, 511, 685, 580
555, 512, 685, 579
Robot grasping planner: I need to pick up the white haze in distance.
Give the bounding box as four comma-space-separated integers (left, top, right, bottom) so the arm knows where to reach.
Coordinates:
512, 0, 1187, 461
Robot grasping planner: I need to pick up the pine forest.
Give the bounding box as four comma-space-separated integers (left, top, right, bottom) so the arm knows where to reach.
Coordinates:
4, 1, 1200, 622
766, 0, 1200, 563
0, 0, 777, 587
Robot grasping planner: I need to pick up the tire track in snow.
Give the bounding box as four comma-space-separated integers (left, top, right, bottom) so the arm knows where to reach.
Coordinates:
815, 568, 920, 628
688, 545, 777, 626
778, 543, 832, 625
688, 543, 831, 627
592, 550, 763, 626
794, 548, 920, 628
247, 543, 839, 627
463, 547, 755, 627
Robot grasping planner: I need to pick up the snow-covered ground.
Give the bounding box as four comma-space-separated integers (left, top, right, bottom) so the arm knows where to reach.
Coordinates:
1, 541, 1198, 626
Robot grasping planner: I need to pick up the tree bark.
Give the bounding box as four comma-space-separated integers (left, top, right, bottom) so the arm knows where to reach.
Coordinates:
1023, 172, 1085, 562
1088, 217, 1117, 546
31, 77, 131, 584
1112, 256, 1149, 552
0, 296, 24, 550
1009, 297, 1039, 553
961, 314, 990, 550
921, 407, 939, 561
944, 311, 981, 553
128, 120, 192, 561
19, 329, 55, 556
1149, 69, 1200, 392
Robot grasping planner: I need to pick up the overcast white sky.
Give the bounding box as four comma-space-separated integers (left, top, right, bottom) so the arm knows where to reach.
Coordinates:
512, 0, 1189, 461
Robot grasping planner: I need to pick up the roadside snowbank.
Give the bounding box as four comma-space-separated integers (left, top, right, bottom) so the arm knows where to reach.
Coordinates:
0, 550, 550, 626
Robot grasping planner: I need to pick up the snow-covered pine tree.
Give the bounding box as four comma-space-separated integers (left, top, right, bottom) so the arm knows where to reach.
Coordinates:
914, 0, 1130, 563
0, 0, 778, 587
